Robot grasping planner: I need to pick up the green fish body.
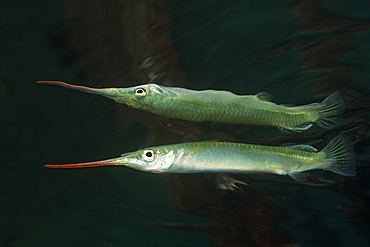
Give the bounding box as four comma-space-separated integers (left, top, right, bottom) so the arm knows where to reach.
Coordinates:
37, 81, 345, 132
45, 135, 356, 184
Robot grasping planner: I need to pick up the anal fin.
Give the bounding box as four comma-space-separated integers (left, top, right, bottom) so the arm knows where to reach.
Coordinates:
289, 172, 309, 183
289, 171, 335, 186
277, 122, 313, 133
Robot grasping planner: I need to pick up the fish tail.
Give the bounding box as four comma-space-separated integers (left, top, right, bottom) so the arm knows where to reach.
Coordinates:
277, 92, 345, 132
321, 134, 356, 176
314, 91, 345, 129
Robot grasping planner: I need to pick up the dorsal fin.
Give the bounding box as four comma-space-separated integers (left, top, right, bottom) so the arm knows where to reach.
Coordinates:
285, 144, 318, 152
255, 92, 273, 102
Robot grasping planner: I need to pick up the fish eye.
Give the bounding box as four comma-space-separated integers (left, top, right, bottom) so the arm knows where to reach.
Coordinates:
142, 149, 155, 161
134, 88, 147, 97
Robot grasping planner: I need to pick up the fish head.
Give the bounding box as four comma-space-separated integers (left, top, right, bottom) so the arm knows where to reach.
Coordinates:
44, 147, 176, 173
123, 147, 176, 173
114, 84, 176, 111
36, 81, 177, 112
107, 147, 176, 173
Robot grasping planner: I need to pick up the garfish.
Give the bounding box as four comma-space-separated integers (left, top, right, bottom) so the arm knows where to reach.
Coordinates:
44, 135, 356, 184
37, 81, 345, 132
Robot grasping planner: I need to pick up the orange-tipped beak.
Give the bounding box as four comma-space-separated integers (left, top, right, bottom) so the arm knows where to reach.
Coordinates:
36, 81, 120, 99
44, 158, 123, 169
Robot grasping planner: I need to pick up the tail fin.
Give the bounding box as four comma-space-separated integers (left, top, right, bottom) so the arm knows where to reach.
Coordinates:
315, 91, 345, 129
322, 135, 356, 177
279, 92, 345, 132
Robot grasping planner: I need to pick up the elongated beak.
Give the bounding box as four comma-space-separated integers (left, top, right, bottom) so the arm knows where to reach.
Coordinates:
43, 152, 146, 171
44, 157, 125, 168
36, 81, 120, 100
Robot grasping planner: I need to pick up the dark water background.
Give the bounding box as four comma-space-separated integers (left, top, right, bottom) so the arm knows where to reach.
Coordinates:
1, 0, 370, 246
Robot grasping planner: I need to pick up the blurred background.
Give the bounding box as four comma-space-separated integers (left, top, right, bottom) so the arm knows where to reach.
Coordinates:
1, 0, 370, 246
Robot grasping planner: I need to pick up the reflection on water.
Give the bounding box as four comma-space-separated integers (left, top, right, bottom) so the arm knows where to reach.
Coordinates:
7, 0, 369, 246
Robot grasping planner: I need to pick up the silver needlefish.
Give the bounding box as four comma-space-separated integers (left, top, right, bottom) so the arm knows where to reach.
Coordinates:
44, 135, 356, 184
37, 81, 345, 132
